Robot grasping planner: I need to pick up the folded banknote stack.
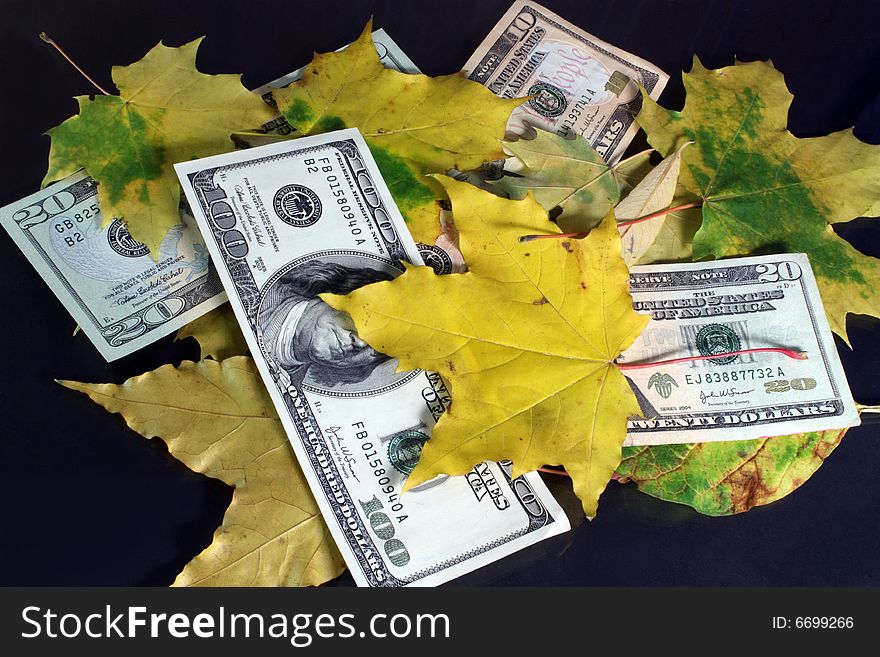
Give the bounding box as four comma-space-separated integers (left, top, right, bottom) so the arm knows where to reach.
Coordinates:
0, 1, 862, 586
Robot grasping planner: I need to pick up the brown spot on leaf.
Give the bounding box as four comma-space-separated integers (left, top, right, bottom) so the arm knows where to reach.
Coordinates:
447, 361, 456, 375
726, 452, 774, 513
533, 296, 549, 305
580, 282, 587, 289
814, 435, 834, 459
560, 241, 573, 253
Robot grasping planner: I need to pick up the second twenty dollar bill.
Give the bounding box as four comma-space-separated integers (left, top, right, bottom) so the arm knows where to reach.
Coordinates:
463, 0, 669, 162
175, 128, 569, 587
619, 254, 860, 445
0, 172, 225, 360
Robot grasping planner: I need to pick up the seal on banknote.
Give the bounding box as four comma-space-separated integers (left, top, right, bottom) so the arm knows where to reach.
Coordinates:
695, 323, 742, 365
527, 82, 568, 118
417, 243, 453, 275
387, 429, 430, 476
272, 184, 322, 227
106, 219, 149, 258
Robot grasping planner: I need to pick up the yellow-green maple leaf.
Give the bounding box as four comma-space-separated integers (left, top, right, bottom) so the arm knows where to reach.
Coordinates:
60, 357, 345, 587
493, 131, 653, 233
176, 305, 248, 360
617, 429, 846, 516
325, 177, 649, 515
44, 38, 275, 255
368, 146, 446, 244
275, 21, 520, 173
273, 22, 520, 242
636, 58, 880, 342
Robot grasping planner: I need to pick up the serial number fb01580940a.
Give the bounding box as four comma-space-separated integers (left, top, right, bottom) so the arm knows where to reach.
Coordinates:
174, 128, 569, 587
618, 253, 860, 446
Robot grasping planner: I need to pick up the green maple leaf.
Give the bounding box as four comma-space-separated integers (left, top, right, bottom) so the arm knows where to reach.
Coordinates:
637, 58, 880, 342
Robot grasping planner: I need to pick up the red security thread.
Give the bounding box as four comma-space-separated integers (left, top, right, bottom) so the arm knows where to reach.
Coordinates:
615, 348, 808, 370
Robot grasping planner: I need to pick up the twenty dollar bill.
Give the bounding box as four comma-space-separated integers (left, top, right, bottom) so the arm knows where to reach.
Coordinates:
463, 0, 668, 162
175, 128, 569, 587
0, 172, 225, 361
620, 254, 860, 445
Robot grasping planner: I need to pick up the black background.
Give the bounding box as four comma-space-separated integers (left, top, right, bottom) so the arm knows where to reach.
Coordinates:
1, 0, 879, 586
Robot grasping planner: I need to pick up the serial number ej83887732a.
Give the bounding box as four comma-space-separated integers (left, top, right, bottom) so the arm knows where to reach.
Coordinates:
685, 367, 787, 385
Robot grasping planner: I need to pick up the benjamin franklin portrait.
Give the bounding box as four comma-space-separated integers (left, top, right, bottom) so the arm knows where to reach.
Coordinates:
258, 257, 404, 393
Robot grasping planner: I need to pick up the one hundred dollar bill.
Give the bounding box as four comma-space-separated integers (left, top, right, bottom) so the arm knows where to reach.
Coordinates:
242, 32, 467, 274
462, 0, 669, 162
175, 128, 569, 587
619, 254, 860, 445
0, 172, 225, 361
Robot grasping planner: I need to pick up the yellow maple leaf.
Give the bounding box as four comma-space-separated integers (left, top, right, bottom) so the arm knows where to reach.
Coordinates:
616, 143, 702, 265
44, 38, 275, 256
176, 305, 248, 360
274, 21, 521, 173
60, 357, 345, 586
272, 21, 520, 242
325, 177, 649, 515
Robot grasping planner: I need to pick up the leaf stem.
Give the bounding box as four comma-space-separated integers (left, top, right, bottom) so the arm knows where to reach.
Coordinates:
538, 467, 571, 477
519, 230, 589, 244
616, 347, 808, 370
40, 32, 112, 96
518, 200, 704, 243
616, 201, 704, 228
